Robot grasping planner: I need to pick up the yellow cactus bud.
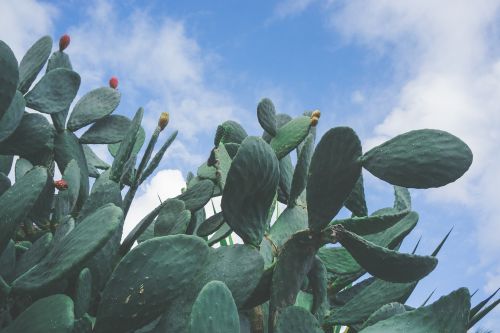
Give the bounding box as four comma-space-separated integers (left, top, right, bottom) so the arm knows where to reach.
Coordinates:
310, 116, 319, 127
158, 112, 169, 130
311, 110, 321, 118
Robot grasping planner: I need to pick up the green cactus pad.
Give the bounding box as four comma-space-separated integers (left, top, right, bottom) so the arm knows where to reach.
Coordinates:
263, 113, 292, 142
393, 186, 411, 211
24, 68, 80, 114
0, 91, 25, 142
156, 244, 263, 332
54, 130, 89, 209
154, 199, 191, 236
94, 235, 209, 333
268, 205, 308, 249
82, 144, 109, 170
207, 222, 232, 246
222, 136, 279, 246
78, 170, 122, 221
257, 98, 277, 136
270, 116, 311, 159
308, 256, 328, 316
214, 143, 232, 190
0, 40, 19, 120
109, 108, 143, 181
18, 36, 52, 94
326, 279, 416, 325
79, 115, 132, 144
0, 294, 74, 333
278, 154, 293, 200
67, 87, 121, 131
14, 158, 32, 180
12, 203, 122, 295
0, 112, 55, 159
0, 155, 13, 175
0, 166, 47, 254
275, 306, 323, 333
197, 162, 217, 180
196, 211, 225, 237
317, 247, 361, 275
177, 179, 215, 211
216, 120, 248, 145
0, 240, 15, 283
289, 133, 314, 205
329, 209, 409, 236
73, 268, 92, 319
14, 233, 53, 279
363, 211, 419, 249
270, 231, 319, 329
345, 174, 368, 217
188, 281, 240, 333
52, 216, 75, 244
334, 226, 437, 283
73, 314, 93, 333
53, 160, 81, 222
47, 50, 72, 72
361, 302, 406, 329
359, 288, 470, 333
0, 172, 10, 196
361, 129, 473, 188
307, 127, 362, 232
138, 129, 177, 183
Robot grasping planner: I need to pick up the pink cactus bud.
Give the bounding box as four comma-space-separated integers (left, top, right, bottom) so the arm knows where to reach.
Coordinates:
59, 34, 70, 51
109, 76, 119, 89
54, 179, 68, 190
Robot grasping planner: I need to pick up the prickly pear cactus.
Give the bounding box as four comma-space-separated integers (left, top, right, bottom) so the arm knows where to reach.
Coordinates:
0, 35, 497, 333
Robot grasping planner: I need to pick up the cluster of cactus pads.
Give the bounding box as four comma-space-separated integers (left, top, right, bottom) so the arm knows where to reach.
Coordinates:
0, 35, 498, 333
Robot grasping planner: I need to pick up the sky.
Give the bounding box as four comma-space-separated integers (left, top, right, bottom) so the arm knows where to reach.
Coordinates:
1, 0, 499, 329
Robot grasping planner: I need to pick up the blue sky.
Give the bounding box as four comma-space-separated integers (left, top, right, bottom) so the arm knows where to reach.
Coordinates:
2, 0, 500, 329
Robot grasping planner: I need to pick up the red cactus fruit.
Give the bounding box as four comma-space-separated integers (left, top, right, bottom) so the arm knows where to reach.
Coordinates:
54, 179, 68, 190
59, 34, 70, 51
109, 76, 119, 89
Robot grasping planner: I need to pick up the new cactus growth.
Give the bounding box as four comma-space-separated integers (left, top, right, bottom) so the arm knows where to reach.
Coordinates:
0, 35, 497, 333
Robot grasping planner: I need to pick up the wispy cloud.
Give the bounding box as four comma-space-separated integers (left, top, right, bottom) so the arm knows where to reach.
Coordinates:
329, 0, 500, 327
0, 0, 58, 57
64, 0, 243, 167
274, 0, 318, 19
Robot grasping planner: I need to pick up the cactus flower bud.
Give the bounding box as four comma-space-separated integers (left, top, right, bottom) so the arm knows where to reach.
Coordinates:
109, 76, 119, 89
311, 110, 321, 118
310, 116, 319, 127
59, 34, 70, 51
158, 112, 169, 131
54, 179, 68, 190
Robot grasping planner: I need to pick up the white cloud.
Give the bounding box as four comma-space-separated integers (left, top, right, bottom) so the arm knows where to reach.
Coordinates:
123, 169, 186, 238
66, 0, 242, 151
274, 0, 318, 19
0, 0, 58, 58
351, 90, 365, 104
330, 1, 500, 328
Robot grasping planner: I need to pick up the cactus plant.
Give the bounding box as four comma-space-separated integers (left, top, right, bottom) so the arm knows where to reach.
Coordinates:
0, 35, 497, 333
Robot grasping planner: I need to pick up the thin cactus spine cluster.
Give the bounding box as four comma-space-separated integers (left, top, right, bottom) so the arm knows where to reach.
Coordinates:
0, 34, 497, 333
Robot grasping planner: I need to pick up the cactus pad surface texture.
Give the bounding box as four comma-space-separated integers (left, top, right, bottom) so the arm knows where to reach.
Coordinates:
0, 35, 496, 333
